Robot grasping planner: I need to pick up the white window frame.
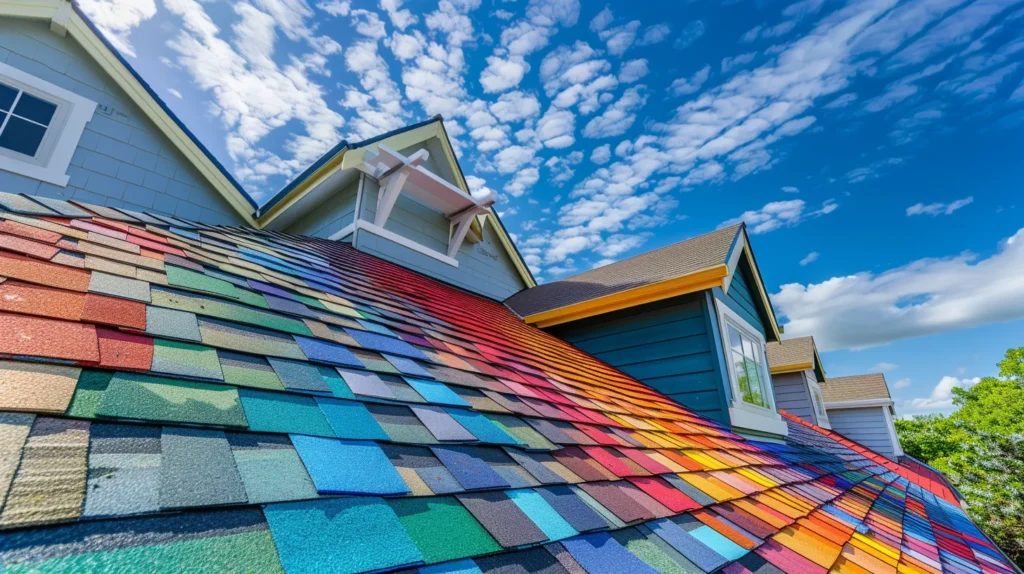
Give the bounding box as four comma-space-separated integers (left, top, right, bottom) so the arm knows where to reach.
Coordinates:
0, 61, 96, 187
715, 299, 788, 436
807, 377, 831, 428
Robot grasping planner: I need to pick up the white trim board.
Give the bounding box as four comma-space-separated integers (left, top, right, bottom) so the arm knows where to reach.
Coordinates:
824, 398, 895, 409
347, 218, 459, 267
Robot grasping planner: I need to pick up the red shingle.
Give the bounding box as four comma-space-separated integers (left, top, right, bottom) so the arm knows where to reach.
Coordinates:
0, 312, 98, 362
0, 252, 92, 292
0, 233, 61, 260
80, 294, 147, 330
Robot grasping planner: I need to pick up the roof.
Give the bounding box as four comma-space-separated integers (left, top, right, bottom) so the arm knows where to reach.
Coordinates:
766, 336, 826, 381
506, 225, 740, 318
822, 374, 893, 404
0, 200, 1014, 574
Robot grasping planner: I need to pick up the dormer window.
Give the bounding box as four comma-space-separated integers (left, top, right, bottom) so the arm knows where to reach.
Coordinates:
356, 144, 496, 266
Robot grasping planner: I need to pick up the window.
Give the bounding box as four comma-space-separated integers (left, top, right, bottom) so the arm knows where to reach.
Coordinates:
725, 322, 771, 408
0, 62, 96, 187
0, 82, 58, 158
811, 384, 827, 418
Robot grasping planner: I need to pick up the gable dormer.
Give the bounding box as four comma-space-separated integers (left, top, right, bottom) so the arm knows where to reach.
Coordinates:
256, 119, 534, 301
766, 336, 830, 428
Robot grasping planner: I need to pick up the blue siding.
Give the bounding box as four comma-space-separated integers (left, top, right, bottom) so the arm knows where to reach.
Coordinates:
716, 261, 767, 337
547, 295, 730, 425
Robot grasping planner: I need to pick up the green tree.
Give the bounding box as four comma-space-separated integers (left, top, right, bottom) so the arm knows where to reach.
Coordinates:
895, 347, 1024, 568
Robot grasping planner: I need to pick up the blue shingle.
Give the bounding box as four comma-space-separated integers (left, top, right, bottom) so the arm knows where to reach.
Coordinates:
316, 398, 389, 440
431, 446, 509, 491
561, 532, 661, 574
345, 329, 427, 360
290, 435, 409, 495
294, 337, 362, 368
405, 378, 471, 407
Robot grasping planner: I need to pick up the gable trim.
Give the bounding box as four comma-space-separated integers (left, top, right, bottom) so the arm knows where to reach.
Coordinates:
523, 265, 729, 328
40, 3, 259, 224
770, 362, 814, 375
721, 226, 782, 341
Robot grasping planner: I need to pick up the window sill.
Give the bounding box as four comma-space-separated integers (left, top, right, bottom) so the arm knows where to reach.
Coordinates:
729, 402, 789, 437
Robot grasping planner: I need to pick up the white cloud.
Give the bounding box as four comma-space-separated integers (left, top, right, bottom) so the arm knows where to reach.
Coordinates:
599, 20, 641, 56
908, 376, 981, 411
489, 91, 542, 122
380, 0, 418, 30
825, 93, 858, 108
590, 144, 611, 164
774, 228, 1024, 351
494, 145, 537, 173
593, 233, 647, 258
167, 88, 183, 99
545, 151, 583, 184
479, 0, 581, 93
618, 59, 649, 83
535, 108, 577, 148
673, 20, 704, 50
720, 52, 756, 73
636, 23, 671, 46
893, 378, 912, 389
670, 65, 710, 96
782, 186, 799, 193
582, 85, 647, 138
720, 199, 837, 234
800, 251, 819, 266
317, 0, 350, 16
504, 166, 540, 197
78, 0, 156, 57
873, 362, 899, 372
589, 5, 613, 32
906, 196, 974, 216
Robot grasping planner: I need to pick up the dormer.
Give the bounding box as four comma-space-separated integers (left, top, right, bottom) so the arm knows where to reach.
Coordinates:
766, 336, 830, 428
254, 118, 535, 300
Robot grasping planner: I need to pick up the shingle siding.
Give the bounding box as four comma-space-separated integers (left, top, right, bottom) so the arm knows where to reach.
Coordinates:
547, 295, 730, 425
827, 407, 897, 458
772, 371, 817, 424
0, 20, 246, 226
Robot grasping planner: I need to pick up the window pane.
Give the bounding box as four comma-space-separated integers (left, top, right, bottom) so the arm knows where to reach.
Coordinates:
0, 116, 46, 156
0, 83, 16, 112
13, 93, 57, 126
727, 325, 743, 353
744, 358, 766, 407
732, 351, 752, 400
742, 335, 756, 359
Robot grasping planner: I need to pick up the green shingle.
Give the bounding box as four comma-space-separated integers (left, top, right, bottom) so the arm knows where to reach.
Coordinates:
65, 370, 115, 419
220, 351, 285, 391
234, 288, 270, 309
152, 287, 312, 336
389, 497, 501, 564
151, 339, 224, 381
96, 373, 247, 427
238, 389, 334, 437
165, 265, 240, 299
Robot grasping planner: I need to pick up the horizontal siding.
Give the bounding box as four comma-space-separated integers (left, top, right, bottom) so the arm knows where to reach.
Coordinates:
718, 261, 766, 337
827, 407, 896, 458
283, 178, 358, 239
548, 295, 728, 424
772, 371, 815, 424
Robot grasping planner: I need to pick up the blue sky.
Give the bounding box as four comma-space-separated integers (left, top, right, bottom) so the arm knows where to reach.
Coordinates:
80, 0, 1024, 417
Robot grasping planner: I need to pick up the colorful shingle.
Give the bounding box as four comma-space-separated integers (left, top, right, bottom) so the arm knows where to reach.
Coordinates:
0, 210, 1011, 574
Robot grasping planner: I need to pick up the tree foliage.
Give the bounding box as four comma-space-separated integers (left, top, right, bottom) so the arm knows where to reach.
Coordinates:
895, 348, 1024, 568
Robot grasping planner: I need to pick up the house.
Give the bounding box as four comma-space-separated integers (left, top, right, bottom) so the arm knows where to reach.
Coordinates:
506, 225, 790, 440
765, 336, 831, 428
0, 3, 1016, 573
820, 373, 905, 460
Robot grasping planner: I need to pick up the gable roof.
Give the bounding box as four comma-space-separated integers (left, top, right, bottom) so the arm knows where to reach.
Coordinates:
0, 200, 1013, 574
505, 225, 781, 339
766, 336, 826, 381
2, 2, 260, 224
821, 373, 893, 404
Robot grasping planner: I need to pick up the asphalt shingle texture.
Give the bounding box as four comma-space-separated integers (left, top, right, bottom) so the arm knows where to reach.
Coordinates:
0, 208, 1010, 574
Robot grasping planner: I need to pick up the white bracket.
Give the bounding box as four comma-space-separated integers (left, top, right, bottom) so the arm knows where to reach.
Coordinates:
50, 0, 72, 37
447, 206, 488, 258
371, 148, 428, 228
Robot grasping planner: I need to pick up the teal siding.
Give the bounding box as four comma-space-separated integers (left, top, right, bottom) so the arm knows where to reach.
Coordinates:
716, 260, 767, 337
547, 294, 730, 425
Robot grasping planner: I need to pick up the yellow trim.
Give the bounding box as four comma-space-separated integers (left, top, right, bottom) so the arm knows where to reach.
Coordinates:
524, 265, 729, 328
58, 12, 257, 225
255, 148, 350, 228
770, 362, 814, 374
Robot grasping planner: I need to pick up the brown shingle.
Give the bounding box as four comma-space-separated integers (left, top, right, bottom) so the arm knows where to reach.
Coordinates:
505, 225, 741, 317
765, 337, 816, 370
820, 373, 891, 403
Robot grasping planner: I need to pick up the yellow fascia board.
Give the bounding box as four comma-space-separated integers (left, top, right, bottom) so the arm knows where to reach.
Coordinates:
62, 12, 258, 226
524, 265, 729, 329
770, 362, 814, 375
256, 148, 349, 228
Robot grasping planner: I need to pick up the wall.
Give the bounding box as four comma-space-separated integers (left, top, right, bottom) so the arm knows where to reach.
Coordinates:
0, 20, 246, 225
356, 176, 526, 301
716, 260, 767, 337
547, 295, 730, 425
281, 178, 358, 239
827, 407, 897, 458
772, 371, 817, 425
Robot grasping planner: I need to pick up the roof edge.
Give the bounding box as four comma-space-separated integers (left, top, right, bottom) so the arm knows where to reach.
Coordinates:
726, 225, 782, 342
58, 3, 259, 222
524, 264, 729, 328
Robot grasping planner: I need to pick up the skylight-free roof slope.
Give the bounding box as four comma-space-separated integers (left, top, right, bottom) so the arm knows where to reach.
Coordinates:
821, 373, 892, 403
0, 202, 1012, 574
